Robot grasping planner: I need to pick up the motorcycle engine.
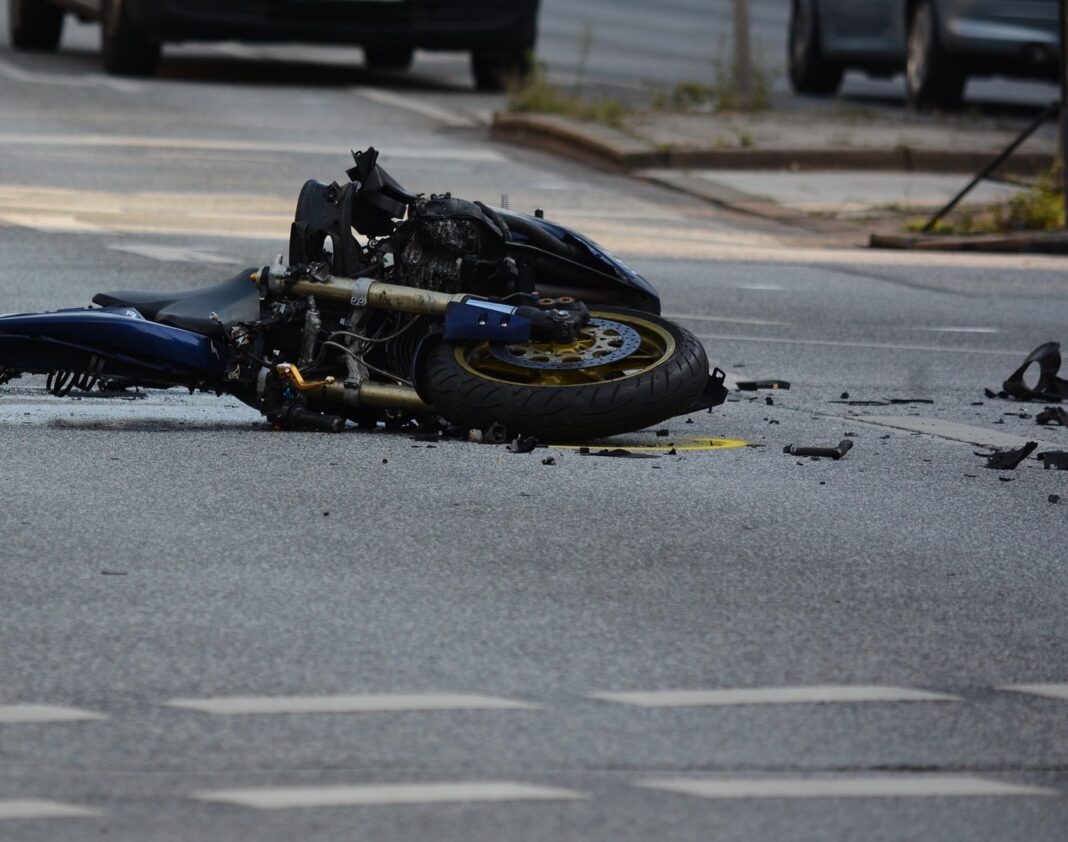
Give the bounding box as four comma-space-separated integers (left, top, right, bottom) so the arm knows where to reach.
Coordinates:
393, 195, 506, 294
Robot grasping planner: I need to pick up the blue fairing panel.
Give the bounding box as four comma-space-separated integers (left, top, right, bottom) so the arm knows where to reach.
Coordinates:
497, 209, 661, 312
0, 308, 221, 380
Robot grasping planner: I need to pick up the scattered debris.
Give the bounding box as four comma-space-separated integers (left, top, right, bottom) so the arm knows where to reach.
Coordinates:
736, 380, 791, 391
685, 418, 695, 424
888, 398, 934, 405
323, 511, 329, 517
830, 398, 933, 406
979, 441, 1037, 470
783, 440, 854, 460
971, 401, 984, 406
879, 434, 891, 440
840, 391, 850, 399
765, 396, 775, 406
101, 570, 127, 576
1000, 342, 1068, 402
985, 388, 1006, 399
1037, 406, 1068, 426
656, 429, 670, 437
508, 435, 538, 454
483, 422, 509, 444
998, 476, 1016, 483
583, 448, 659, 459
1038, 451, 1068, 470
382, 458, 388, 464
1003, 411, 1031, 419
667, 447, 678, 455
541, 457, 556, 466
964, 474, 978, 478
1050, 494, 1061, 504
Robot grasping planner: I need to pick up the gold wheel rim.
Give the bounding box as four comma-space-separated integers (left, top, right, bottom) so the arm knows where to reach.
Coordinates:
455, 311, 676, 388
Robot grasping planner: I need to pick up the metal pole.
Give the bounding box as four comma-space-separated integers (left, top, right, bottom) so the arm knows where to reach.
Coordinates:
922, 101, 1059, 233
1061, 0, 1067, 226
733, 0, 753, 107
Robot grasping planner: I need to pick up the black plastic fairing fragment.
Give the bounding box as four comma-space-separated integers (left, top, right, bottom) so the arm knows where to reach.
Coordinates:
783, 440, 853, 460
682, 368, 729, 415
736, 379, 790, 391
979, 441, 1038, 470
1036, 406, 1068, 426
1038, 451, 1068, 470
1002, 342, 1068, 402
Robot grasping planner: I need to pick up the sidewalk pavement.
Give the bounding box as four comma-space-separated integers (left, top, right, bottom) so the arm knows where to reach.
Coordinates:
491, 107, 1066, 252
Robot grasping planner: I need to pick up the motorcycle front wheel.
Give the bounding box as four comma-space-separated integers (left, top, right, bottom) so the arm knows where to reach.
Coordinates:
415, 307, 710, 441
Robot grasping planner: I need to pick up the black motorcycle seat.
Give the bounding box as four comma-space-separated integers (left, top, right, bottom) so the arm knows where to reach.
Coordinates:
93, 269, 260, 338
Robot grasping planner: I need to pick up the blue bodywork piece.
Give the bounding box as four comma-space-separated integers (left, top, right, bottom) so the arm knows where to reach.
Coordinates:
442, 299, 532, 343
0, 307, 221, 382
497, 209, 661, 313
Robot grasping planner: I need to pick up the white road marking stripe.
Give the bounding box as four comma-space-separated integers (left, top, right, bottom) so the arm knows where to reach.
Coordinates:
590, 686, 959, 708
0, 132, 503, 161
664, 313, 786, 327
636, 776, 1055, 799
194, 782, 587, 809
0, 705, 106, 724
0, 800, 102, 819
851, 416, 1062, 451
165, 693, 539, 715
696, 332, 1025, 357
921, 327, 1000, 334
1000, 684, 1068, 701
108, 244, 240, 265
0, 58, 143, 94
353, 87, 478, 128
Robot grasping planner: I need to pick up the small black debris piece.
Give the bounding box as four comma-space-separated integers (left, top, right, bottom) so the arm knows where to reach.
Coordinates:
736, 380, 791, 391
1038, 451, 1068, 470
783, 440, 854, 460
1037, 406, 1068, 426
656, 429, 670, 437
768, 419, 780, 425
993, 418, 1005, 424
1002, 342, 1068, 402
1050, 495, 1061, 504
1003, 411, 1031, 419
840, 392, 850, 399
888, 398, 934, 405
980, 441, 1037, 470
844, 432, 858, 438
765, 396, 775, 406
101, 570, 127, 576
879, 434, 891, 440
685, 418, 695, 424
964, 474, 978, 478
382, 458, 388, 464
584, 448, 659, 459
579, 446, 590, 454
830, 399, 887, 406
483, 421, 509, 444
508, 435, 538, 454
541, 457, 556, 466
667, 447, 678, 455
999, 476, 1016, 483
971, 401, 984, 406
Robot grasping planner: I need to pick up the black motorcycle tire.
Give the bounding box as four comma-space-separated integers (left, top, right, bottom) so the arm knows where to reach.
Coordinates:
9, 0, 64, 50
102, 0, 160, 76
415, 307, 710, 441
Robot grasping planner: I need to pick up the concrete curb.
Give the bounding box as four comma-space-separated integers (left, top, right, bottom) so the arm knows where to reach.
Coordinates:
870, 231, 1068, 254
491, 113, 1055, 175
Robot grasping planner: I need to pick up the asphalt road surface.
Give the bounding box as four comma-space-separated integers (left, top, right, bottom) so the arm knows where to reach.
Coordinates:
1, 6, 1068, 842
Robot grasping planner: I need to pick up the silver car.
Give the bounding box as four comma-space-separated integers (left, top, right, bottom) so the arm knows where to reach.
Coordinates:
788, 0, 1061, 108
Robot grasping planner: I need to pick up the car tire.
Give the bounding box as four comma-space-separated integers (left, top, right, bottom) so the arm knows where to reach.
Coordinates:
471, 48, 532, 92
9, 0, 64, 51
364, 45, 414, 71
788, 0, 842, 96
906, 0, 965, 110
102, 0, 160, 77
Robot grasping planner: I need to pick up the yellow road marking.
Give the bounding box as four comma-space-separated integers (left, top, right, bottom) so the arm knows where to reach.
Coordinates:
551, 436, 748, 453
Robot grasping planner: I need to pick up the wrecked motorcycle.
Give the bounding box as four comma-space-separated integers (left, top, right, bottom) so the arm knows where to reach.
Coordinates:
0, 149, 725, 440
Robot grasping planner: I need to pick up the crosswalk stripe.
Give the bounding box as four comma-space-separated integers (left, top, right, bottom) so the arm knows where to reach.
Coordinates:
589, 686, 960, 708
1000, 684, 1068, 701
0, 800, 102, 820
193, 782, 587, 809
0, 705, 106, 724
165, 693, 539, 715
636, 776, 1056, 799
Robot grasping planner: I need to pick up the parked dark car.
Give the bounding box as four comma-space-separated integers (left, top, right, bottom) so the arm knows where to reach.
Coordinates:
8, 0, 539, 90
788, 0, 1061, 108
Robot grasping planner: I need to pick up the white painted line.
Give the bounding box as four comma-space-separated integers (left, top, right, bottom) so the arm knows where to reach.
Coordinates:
353, 87, 478, 128
108, 243, 239, 265
851, 416, 1062, 451
664, 313, 787, 327
194, 782, 587, 809
165, 693, 539, 715
921, 327, 1000, 334
0, 704, 106, 724
590, 686, 959, 708
0, 800, 102, 820
696, 332, 1025, 358
0, 132, 504, 162
636, 776, 1056, 799
1000, 684, 1068, 701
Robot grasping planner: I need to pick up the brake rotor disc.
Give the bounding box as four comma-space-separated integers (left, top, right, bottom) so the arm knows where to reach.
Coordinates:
488, 317, 642, 370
